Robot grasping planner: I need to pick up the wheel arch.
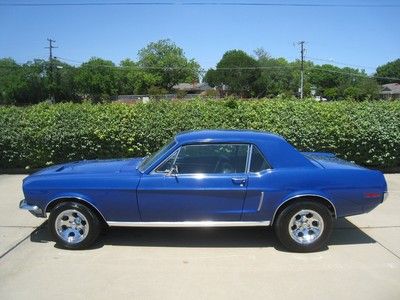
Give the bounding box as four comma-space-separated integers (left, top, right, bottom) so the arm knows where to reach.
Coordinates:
45, 196, 107, 225
271, 194, 337, 225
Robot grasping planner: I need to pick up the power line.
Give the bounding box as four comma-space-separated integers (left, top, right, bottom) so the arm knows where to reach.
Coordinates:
307, 66, 400, 81
306, 56, 376, 70
56, 56, 400, 81
1, 2, 399, 8
2, 56, 400, 81
56, 56, 299, 71
57, 56, 204, 70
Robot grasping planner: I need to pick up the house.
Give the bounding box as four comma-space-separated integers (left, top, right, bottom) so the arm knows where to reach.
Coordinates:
114, 94, 175, 104
380, 83, 400, 100
172, 82, 213, 96
113, 83, 215, 104
115, 95, 148, 104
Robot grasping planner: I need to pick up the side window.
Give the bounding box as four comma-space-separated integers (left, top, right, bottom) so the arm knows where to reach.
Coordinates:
250, 146, 271, 172
154, 150, 178, 173
173, 144, 248, 174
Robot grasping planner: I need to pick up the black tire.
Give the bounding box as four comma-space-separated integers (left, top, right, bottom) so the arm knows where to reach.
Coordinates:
49, 202, 101, 250
274, 200, 333, 252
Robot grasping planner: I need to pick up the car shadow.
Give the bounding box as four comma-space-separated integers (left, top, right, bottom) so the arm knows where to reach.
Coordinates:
30, 218, 376, 252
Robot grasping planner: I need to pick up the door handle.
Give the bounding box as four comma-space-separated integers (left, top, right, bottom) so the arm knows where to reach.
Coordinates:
231, 177, 247, 186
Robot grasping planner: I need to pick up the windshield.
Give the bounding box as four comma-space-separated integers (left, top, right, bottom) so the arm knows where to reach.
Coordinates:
138, 139, 176, 172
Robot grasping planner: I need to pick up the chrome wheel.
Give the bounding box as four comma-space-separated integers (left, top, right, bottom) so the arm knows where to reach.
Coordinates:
54, 209, 89, 244
288, 209, 324, 244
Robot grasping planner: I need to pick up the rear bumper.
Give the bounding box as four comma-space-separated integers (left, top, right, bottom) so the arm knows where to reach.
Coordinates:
19, 199, 46, 218
383, 191, 389, 202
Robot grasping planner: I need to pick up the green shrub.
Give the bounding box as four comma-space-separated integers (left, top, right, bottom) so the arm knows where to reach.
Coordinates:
0, 99, 399, 169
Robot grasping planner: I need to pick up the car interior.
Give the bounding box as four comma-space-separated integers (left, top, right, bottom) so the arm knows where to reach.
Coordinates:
155, 143, 270, 174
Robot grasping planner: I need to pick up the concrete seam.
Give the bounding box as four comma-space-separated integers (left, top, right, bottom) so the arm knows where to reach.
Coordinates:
0, 224, 45, 260
375, 240, 400, 260
0, 234, 31, 260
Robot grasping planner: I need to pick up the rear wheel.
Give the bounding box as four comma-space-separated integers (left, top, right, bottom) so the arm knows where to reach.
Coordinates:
49, 202, 101, 250
274, 201, 333, 252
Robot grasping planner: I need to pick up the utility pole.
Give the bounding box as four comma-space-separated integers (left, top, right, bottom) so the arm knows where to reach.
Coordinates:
45, 38, 58, 101
298, 41, 305, 99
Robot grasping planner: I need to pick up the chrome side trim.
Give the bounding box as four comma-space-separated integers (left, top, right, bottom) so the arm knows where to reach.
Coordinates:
257, 192, 264, 212
271, 194, 337, 224
44, 196, 107, 222
107, 220, 270, 227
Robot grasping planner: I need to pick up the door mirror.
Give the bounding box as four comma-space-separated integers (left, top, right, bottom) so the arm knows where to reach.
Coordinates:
166, 164, 179, 177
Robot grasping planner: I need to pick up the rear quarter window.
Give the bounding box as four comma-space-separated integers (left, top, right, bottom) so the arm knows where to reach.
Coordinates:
250, 146, 271, 172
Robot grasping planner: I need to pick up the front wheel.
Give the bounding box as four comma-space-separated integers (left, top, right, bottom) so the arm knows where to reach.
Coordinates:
49, 202, 101, 250
274, 201, 333, 252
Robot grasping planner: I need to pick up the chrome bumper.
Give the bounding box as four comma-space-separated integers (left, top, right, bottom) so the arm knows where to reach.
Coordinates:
383, 191, 389, 202
19, 199, 46, 218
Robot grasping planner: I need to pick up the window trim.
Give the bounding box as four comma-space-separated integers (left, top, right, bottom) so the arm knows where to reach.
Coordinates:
138, 139, 177, 173
152, 147, 181, 174
248, 144, 273, 174
245, 144, 253, 173
150, 142, 250, 176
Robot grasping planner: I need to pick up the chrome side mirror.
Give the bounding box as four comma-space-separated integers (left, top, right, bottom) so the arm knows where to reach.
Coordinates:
166, 165, 179, 177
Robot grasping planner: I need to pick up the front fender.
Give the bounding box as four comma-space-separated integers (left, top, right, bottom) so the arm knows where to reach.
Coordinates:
44, 193, 106, 222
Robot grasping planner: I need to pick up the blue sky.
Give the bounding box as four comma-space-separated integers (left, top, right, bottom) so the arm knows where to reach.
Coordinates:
0, 0, 399, 73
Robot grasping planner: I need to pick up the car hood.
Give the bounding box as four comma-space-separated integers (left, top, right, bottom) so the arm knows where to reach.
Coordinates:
32, 158, 144, 176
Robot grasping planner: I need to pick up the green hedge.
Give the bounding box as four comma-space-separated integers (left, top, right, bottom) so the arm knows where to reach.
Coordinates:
1, 99, 399, 169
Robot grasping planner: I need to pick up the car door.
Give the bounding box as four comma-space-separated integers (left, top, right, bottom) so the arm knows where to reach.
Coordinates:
137, 143, 250, 222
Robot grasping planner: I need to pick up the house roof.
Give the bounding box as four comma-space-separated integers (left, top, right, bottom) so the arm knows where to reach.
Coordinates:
172, 82, 211, 92
381, 83, 400, 94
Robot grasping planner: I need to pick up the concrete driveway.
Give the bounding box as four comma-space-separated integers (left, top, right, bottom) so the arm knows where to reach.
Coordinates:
0, 174, 399, 300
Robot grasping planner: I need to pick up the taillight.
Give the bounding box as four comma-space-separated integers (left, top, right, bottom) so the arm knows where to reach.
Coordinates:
364, 192, 381, 198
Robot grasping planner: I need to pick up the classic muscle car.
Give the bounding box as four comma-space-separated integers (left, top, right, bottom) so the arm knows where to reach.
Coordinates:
20, 130, 388, 252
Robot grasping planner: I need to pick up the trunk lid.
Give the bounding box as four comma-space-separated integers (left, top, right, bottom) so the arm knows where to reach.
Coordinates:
302, 152, 366, 170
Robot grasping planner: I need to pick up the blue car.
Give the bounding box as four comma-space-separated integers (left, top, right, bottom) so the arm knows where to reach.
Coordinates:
20, 130, 388, 252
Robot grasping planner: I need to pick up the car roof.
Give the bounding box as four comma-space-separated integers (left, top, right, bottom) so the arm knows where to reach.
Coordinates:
175, 129, 284, 144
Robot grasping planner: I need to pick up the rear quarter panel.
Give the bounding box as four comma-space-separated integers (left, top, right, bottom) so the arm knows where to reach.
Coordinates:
242, 168, 386, 221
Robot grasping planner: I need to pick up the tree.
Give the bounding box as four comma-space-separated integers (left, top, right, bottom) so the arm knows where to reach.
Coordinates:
254, 49, 295, 97
118, 59, 159, 95
203, 69, 216, 87
0, 58, 79, 104
118, 59, 138, 94
204, 50, 260, 97
75, 58, 119, 102
0, 58, 23, 105
137, 39, 200, 91
308, 64, 343, 99
52, 59, 79, 102
20, 59, 50, 104
375, 59, 400, 84
309, 64, 379, 100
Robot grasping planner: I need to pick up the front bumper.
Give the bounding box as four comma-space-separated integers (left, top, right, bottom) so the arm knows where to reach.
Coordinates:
19, 199, 46, 218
